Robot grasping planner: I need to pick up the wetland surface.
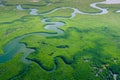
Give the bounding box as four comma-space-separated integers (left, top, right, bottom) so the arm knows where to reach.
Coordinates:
0, 0, 120, 80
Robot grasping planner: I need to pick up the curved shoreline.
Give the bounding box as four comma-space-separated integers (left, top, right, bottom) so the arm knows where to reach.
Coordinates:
0, 0, 120, 72
0, 19, 65, 63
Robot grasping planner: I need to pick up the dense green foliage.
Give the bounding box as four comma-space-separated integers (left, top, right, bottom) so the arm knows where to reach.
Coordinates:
0, 0, 120, 80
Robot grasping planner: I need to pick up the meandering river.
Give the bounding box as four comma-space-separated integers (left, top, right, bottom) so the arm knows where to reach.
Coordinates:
0, 1, 120, 74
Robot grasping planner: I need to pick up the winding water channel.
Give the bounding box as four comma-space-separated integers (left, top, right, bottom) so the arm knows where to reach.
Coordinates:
0, 1, 120, 78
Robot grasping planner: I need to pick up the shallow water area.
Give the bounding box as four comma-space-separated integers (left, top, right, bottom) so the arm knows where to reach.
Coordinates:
30, 9, 38, 15
0, 1, 120, 79
16, 5, 24, 10
104, 0, 120, 4
116, 10, 120, 13
1, 0, 119, 63
0, 4, 4, 7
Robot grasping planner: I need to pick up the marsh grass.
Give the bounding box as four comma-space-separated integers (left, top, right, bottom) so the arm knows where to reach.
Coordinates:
0, 0, 120, 80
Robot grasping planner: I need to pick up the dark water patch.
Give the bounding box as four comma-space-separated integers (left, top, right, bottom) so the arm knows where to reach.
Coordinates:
39, 41, 47, 45
26, 58, 54, 72
113, 58, 118, 62
23, 4, 46, 7
48, 52, 54, 56
56, 45, 69, 48
4, 4, 17, 6
19, 42, 38, 51
53, 56, 74, 70
108, 64, 120, 74
55, 56, 74, 65
46, 34, 66, 39
54, 16, 71, 18
25, 55, 74, 72
4, 3, 47, 7
41, 41, 47, 44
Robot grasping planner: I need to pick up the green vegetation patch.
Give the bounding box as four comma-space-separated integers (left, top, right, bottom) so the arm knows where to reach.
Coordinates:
0, 0, 120, 80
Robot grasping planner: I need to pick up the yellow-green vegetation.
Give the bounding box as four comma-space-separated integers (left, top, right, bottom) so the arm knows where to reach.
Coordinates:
97, 3, 120, 11
4, 0, 47, 5
46, 0, 105, 12
0, 16, 47, 54
44, 8, 74, 18
0, 0, 120, 80
0, 6, 28, 22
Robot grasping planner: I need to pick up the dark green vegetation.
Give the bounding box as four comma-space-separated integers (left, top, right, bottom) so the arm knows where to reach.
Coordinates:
0, 0, 120, 80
